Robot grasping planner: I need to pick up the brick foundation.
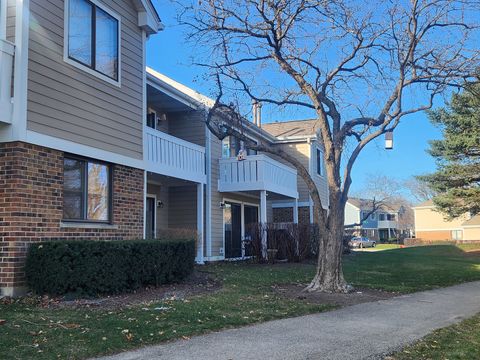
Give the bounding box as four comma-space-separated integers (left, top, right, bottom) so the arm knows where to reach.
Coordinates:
0, 142, 144, 296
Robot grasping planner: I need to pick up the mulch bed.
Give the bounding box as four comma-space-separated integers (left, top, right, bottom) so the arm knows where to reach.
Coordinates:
1, 269, 222, 310
272, 283, 398, 307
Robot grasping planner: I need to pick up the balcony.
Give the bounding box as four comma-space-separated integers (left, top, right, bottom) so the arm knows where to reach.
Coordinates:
0, 38, 14, 124
378, 220, 398, 229
218, 154, 298, 199
145, 126, 206, 184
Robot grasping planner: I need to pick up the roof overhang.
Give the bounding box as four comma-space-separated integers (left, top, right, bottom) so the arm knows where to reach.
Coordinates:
132, 0, 164, 35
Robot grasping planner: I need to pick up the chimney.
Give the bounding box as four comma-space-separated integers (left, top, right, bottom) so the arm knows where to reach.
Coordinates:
252, 100, 262, 127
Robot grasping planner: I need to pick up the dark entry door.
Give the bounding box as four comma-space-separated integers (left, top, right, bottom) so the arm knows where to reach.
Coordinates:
224, 202, 242, 258
244, 205, 259, 257
146, 197, 156, 239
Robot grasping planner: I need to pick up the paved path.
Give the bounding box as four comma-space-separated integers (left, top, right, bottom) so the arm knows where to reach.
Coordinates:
97, 281, 480, 360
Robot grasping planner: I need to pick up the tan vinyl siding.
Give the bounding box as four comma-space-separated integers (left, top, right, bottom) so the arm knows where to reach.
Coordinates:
26, 0, 144, 159
169, 111, 206, 146
270, 141, 329, 208
210, 135, 224, 256
414, 207, 467, 231
6, 0, 15, 42
168, 185, 197, 229
464, 227, 480, 241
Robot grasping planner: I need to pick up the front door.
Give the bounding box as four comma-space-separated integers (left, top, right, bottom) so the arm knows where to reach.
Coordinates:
146, 197, 156, 239
224, 202, 242, 258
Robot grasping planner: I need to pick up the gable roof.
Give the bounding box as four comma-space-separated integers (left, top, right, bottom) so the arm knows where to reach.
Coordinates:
462, 215, 480, 227
413, 199, 434, 208
347, 197, 403, 212
262, 119, 319, 139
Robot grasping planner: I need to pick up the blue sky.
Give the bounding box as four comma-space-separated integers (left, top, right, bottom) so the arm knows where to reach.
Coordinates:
146, 1, 443, 195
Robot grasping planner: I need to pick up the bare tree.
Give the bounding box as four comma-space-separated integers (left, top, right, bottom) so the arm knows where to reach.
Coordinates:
404, 177, 437, 203
178, 0, 480, 292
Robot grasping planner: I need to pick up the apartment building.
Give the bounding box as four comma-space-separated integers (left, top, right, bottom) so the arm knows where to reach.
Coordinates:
413, 200, 480, 242
344, 198, 413, 241
0, 0, 329, 297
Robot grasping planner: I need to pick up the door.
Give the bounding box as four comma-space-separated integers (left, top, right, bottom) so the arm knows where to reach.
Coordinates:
244, 205, 259, 257
224, 202, 242, 258
146, 197, 156, 239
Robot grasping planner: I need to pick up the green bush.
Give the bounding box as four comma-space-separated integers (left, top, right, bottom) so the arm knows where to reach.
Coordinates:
25, 239, 195, 296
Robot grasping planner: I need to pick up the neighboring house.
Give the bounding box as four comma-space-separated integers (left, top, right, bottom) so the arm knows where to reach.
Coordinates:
0, 0, 329, 297
413, 200, 480, 242
344, 198, 413, 241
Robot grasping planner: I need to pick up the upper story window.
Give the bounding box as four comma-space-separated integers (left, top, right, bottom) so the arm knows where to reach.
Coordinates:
316, 148, 323, 176
387, 213, 396, 221
63, 156, 112, 222
379, 213, 385, 221
67, 0, 120, 82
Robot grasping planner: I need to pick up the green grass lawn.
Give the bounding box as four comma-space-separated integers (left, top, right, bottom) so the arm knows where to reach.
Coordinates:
390, 312, 480, 360
1, 245, 479, 359
355, 243, 401, 252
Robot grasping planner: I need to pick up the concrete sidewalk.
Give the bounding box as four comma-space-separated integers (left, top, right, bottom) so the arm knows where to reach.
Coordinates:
96, 281, 480, 360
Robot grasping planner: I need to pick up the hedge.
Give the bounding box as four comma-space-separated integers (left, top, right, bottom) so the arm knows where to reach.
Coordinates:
25, 239, 195, 296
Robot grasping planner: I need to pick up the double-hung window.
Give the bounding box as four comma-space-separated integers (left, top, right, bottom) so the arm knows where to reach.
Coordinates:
67, 0, 119, 81
63, 157, 112, 222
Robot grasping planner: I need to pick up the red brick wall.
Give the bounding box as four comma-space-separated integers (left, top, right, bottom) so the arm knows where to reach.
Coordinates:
0, 142, 144, 295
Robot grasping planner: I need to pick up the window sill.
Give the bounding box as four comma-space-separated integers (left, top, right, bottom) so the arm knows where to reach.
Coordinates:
60, 222, 118, 230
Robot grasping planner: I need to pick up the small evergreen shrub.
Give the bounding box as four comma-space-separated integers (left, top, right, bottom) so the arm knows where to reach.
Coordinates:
25, 239, 195, 296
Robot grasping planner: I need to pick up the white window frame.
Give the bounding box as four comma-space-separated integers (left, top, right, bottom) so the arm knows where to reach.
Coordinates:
315, 146, 324, 177
63, 0, 122, 87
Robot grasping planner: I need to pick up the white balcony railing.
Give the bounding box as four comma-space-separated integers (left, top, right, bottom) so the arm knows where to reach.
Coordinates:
218, 154, 298, 198
145, 126, 206, 184
378, 220, 398, 229
0, 38, 14, 124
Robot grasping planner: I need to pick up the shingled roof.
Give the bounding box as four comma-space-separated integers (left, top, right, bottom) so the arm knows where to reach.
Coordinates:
347, 197, 404, 212
262, 119, 319, 138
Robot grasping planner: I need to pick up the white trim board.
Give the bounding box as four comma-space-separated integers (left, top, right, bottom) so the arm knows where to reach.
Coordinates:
26, 130, 145, 169
271, 201, 310, 208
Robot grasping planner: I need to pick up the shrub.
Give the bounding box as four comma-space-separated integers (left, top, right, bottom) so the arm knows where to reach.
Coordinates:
247, 223, 320, 263
25, 239, 195, 296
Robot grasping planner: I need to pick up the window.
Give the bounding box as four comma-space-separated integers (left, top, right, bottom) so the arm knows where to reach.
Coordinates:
452, 230, 463, 240
316, 148, 323, 176
67, 0, 119, 81
387, 214, 396, 221
222, 136, 241, 158
63, 157, 112, 222
379, 213, 385, 221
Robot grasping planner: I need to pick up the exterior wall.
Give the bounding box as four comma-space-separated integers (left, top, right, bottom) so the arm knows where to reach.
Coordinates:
146, 104, 169, 134
209, 133, 224, 257
463, 227, 480, 241
169, 111, 206, 146
344, 203, 360, 227
146, 183, 169, 230
414, 206, 466, 231
273, 206, 310, 225
168, 185, 197, 230
309, 140, 329, 208
6, 0, 15, 42
0, 142, 144, 296
415, 230, 453, 241
26, 0, 144, 159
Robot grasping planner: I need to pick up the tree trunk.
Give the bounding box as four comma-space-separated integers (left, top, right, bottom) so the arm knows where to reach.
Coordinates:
305, 196, 349, 293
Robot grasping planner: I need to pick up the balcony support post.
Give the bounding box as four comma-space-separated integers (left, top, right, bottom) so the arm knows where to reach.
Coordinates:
260, 190, 267, 259
293, 198, 299, 224
196, 183, 205, 264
